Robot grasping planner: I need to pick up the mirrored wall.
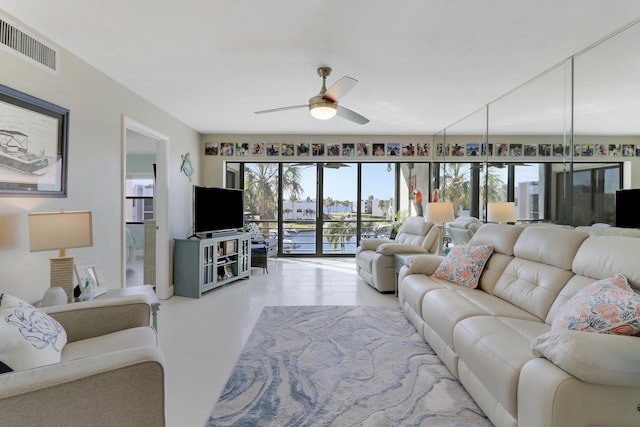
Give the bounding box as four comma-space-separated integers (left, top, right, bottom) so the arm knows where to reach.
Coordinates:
433, 18, 639, 227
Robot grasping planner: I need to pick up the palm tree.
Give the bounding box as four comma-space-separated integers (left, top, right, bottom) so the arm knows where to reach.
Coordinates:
324, 220, 355, 253
244, 163, 303, 220
442, 163, 471, 217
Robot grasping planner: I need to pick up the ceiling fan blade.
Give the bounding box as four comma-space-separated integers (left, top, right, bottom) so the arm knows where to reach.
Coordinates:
254, 105, 308, 114
336, 105, 369, 125
323, 76, 358, 102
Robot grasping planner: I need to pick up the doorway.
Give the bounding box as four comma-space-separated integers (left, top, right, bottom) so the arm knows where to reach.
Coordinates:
121, 116, 171, 299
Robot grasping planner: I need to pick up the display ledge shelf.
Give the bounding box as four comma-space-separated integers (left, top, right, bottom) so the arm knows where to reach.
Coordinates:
216, 259, 237, 266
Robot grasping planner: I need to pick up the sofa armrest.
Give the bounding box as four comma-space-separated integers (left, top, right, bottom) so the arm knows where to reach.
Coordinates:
404, 254, 444, 275
359, 238, 394, 251
42, 295, 151, 343
0, 346, 165, 426
377, 243, 428, 255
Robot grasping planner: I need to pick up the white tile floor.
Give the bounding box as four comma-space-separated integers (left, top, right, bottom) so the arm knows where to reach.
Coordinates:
157, 257, 398, 427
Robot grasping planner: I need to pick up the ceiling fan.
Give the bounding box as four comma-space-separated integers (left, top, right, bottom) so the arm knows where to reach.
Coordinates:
254, 67, 369, 125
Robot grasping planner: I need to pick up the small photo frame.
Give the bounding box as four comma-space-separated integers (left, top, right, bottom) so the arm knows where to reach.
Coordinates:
225, 240, 237, 254
235, 143, 249, 155
482, 143, 493, 156
466, 143, 480, 156
296, 143, 310, 156
74, 262, 107, 298
312, 143, 325, 156
595, 144, 608, 156
509, 144, 522, 156
451, 144, 465, 156
220, 142, 234, 156
524, 144, 537, 156
356, 143, 370, 156
401, 143, 415, 156
581, 144, 594, 156
538, 144, 551, 157
608, 144, 621, 156
496, 144, 509, 156
417, 143, 430, 156
327, 144, 340, 156
386, 142, 400, 156
622, 144, 635, 157
342, 143, 355, 156
436, 143, 450, 157
372, 143, 385, 156
266, 144, 280, 156
281, 143, 295, 156
251, 143, 265, 155
204, 142, 218, 155
552, 144, 564, 157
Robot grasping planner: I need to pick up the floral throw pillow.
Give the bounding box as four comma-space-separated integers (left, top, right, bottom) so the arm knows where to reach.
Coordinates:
433, 244, 494, 288
551, 274, 640, 336
0, 293, 67, 374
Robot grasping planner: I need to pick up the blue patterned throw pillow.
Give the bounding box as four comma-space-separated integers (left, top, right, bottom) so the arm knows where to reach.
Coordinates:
0, 293, 67, 373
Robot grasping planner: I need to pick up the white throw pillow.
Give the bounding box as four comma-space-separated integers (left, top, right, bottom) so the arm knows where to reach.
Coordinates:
0, 293, 67, 373
531, 330, 640, 388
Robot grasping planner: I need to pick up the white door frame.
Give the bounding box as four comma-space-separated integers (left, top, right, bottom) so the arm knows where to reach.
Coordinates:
121, 115, 172, 299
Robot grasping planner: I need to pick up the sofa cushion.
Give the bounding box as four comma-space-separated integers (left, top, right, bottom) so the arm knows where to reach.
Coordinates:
61, 326, 158, 361
531, 329, 640, 387
0, 294, 67, 373
454, 316, 550, 419
513, 226, 588, 270
572, 235, 640, 289
433, 244, 493, 288
468, 223, 523, 256
551, 274, 640, 335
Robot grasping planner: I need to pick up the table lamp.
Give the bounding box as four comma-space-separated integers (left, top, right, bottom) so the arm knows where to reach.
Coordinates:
426, 202, 454, 255
28, 210, 93, 303
487, 202, 516, 224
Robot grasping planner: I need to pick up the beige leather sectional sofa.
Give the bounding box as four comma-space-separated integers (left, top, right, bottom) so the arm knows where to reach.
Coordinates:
398, 223, 640, 427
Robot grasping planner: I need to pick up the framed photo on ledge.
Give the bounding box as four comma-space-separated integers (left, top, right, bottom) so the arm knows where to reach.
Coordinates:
0, 84, 69, 197
75, 262, 108, 298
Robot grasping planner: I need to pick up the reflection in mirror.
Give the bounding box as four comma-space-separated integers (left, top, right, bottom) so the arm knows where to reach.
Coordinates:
487, 60, 572, 224
437, 107, 486, 219
573, 20, 640, 226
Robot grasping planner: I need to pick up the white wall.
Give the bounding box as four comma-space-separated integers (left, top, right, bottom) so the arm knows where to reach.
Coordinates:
0, 10, 200, 303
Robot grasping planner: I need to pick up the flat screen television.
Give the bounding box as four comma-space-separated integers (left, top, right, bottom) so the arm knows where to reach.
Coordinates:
193, 186, 244, 235
615, 189, 640, 228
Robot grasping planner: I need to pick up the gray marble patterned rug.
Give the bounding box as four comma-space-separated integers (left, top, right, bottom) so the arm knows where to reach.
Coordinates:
206, 306, 491, 427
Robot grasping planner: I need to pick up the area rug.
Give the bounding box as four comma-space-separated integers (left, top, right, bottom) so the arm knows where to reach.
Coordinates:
206, 306, 491, 427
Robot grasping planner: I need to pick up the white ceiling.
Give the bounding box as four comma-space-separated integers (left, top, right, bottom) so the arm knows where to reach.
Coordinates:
2, 1, 640, 136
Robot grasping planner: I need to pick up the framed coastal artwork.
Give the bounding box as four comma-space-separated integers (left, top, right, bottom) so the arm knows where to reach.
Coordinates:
0, 84, 69, 197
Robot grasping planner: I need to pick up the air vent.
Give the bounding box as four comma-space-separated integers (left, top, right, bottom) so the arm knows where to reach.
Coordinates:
0, 17, 58, 72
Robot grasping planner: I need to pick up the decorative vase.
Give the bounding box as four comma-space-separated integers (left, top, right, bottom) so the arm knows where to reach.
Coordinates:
41, 287, 68, 307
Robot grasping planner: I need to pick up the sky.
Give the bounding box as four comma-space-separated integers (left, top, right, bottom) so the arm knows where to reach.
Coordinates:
290, 162, 541, 202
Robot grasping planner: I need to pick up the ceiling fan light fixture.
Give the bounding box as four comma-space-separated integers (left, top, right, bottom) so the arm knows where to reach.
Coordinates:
309, 96, 337, 120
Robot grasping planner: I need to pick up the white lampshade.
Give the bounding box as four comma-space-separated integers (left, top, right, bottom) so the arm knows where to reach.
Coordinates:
309, 96, 337, 120
426, 202, 455, 223
29, 210, 93, 255
29, 210, 93, 303
487, 202, 516, 223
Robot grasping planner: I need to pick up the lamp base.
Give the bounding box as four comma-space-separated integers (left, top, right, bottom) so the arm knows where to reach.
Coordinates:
50, 256, 75, 303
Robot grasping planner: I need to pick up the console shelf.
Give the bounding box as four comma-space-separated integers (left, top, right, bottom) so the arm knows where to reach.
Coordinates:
173, 232, 250, 298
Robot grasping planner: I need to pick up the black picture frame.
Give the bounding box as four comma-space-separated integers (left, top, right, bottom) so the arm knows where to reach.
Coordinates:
0, 84, 69, 197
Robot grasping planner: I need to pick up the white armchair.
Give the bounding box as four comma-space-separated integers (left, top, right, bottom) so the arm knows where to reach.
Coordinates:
444, 216, 482, 246
356, 217, 440, 292
0, 295, 165, 426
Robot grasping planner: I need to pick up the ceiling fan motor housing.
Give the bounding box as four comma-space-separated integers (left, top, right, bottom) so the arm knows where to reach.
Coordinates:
309, 95, 337, 120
